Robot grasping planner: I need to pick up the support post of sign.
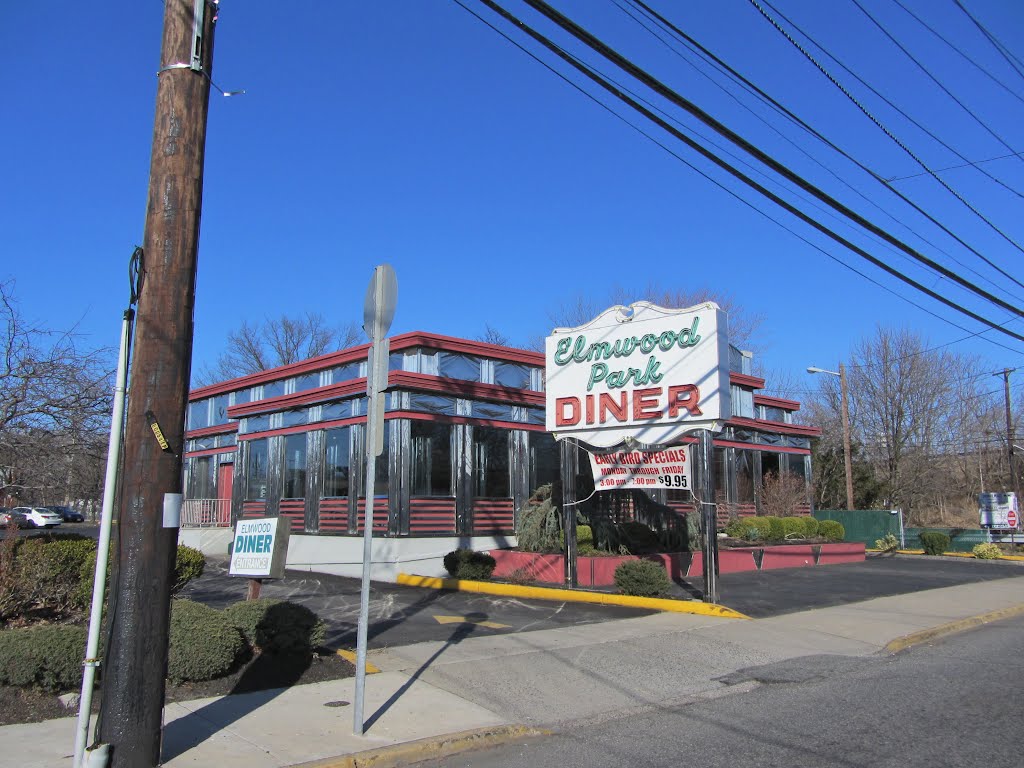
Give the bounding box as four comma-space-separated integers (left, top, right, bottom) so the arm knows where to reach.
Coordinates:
560, 439, 578, 589
353, 265, 396, 737
698, 430, 719, 604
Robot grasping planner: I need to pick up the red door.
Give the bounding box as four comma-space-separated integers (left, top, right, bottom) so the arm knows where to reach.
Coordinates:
217, 463, 234, 526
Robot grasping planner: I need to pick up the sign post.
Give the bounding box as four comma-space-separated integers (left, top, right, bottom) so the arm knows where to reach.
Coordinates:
353, 264, 397, 736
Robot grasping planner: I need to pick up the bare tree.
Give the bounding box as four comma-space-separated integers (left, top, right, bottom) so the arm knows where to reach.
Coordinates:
0, 279, 112, 504
478, 324, 511, 347
196, 312, 362, 385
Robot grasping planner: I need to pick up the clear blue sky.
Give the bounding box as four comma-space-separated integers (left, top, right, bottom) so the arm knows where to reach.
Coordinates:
2, 1, 1022, 398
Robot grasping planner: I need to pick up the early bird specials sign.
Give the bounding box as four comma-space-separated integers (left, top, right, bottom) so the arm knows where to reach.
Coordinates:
545, 302, 731, 448
589, 446, 692, 490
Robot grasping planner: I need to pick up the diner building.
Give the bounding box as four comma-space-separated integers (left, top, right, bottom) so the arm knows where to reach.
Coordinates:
180, 330, 820, 580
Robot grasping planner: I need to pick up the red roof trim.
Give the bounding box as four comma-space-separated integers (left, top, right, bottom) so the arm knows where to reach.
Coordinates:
753, 394, 801, 411
730, 372, 766, 389
727, 416, 821, 437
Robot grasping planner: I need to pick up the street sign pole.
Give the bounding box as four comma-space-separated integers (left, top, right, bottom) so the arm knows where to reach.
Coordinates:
353, 265, 397, 737
698, 429, 719, 604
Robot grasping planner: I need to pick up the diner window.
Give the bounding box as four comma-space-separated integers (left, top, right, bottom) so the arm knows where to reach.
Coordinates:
262, 381, 285, 399
494, 362, 531, 389
188, 399, 210, 430
371, 422, 391, 497
473, 426, 510, 497
529, 431, 559, 493
245, 439, 269, 500
439, 353, 481, 382
408, 393, 457, 415
323, 427, 351, 497
761, 452, 781, 487
731, 386, 754, 418
230, 389, 251, 406
735, 448, 755, 503
294, 371, 322, 392
188, 456, 215, 499
410, 421, 452, 496
283, 433, 307, 499
212, 395, 229, 425
328, 363, 360, 384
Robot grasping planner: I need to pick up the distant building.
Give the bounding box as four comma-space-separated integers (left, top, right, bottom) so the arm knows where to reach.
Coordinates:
181, 331, 819, 579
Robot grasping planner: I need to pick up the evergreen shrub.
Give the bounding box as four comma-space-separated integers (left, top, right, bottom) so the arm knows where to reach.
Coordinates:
972, 543, 1001, 560
167, 600, 245, 683
172, 545, 206, 595
781, 517, 806, 539
766, 517, 786, 542
443, 549, 497, 581
746, 517, 772, 541
802, 517, 820, 537
224, 598, 326, 654
919, 531, 950, 556
817, 520, 846, 542
0, 624, 87, 692
613, 559, 671, 598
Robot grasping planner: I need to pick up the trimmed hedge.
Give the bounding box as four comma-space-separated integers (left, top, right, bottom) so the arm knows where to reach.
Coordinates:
0, 624, 87, 692
920, 531, 951, 556
167, 599, 246, 683
817, 520, 846, 542
802, 516, 820, 538
224, 598, 326, 654
780, 517, 806, 539
172, 545, 206, 595
443, 549, 497, 581
972, 543, 1002, 560
614, 559, 671, 597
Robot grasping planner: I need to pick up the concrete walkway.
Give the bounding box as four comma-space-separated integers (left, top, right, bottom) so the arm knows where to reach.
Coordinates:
6, 574, 1024, 768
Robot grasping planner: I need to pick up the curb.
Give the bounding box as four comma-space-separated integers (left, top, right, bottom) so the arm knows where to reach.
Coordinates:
396, 573, 751, 619
333, 648, 381, 674
883, 603, 1024, 654
287, 724, 552, 768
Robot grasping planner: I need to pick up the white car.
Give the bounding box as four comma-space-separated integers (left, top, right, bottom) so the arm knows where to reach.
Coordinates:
12, 506, 63, 529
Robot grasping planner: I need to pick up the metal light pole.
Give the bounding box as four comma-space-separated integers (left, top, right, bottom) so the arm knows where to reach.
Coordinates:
808, 365, 854, 510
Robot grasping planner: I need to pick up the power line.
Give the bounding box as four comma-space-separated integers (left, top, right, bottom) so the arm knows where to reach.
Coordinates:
954, 0, 1024, 84
749, 0, 1024, 271
886, 151, 1024, 182
467, 0, 1024, 344
621, 0, 1024, 303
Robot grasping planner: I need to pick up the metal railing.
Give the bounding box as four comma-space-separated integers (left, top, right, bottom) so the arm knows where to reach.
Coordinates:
181, 498, 231, 528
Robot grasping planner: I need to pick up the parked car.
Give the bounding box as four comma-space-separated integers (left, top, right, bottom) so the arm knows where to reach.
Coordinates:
47, 505, 85, 523
0, 508, 32, 528
12, 506, 63, 529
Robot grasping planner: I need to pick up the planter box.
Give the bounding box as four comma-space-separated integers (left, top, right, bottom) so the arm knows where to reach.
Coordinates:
489, 542, 865, 586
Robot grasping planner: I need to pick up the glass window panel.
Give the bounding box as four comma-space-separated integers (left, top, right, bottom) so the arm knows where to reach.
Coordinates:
188, 400, 210, 430
188, 456, 215, 499
321, 401, 352, 422
438, 353, 481, 382
328, 363, 360, 384
761, 452, 781, 486
408, 393, 457, 415
473, 426, 510, 498
231, 389, 250, 406
785, 453, 808, 485
410, 421, 452, 496
713, 446, 727, 500
216, 433, 238, 448
730, 385, 754, 418
294, 372, 321, 392
283, 409, 307, 428
212, 395, 229, 425
372, 422, 390, 497
735, 449, 755, 503
760, 432, 784, 446
262, 381, 285, 399
493, 362, 531, 389
474, 402, 516, 421
789, 436, 811, 450
733, 429, 754, 443
525, 408, 545, 425
245, 439, 269, 500
762, 406, 786, 422
323, 427, 351, 498
243, 415, 271, 434
529, 431, 559, 494
283, 433, 307, 499
193, 436, 216, 451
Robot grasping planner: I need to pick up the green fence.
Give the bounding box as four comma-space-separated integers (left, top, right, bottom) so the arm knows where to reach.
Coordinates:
813, 509, 901, 547
902, 528, 992, 553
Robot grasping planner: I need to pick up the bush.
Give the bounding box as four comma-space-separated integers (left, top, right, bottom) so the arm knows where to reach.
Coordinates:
972, 543, 1002, 560
745, 517, 772, 541
224, 598, 326, 655
167, 600, 246, 683
765, 517, 785, 542
724, 519, 749, 539
0, 624, 87, 692
515, 485, 561, 553
443, 549, 497, 581
802, 517, 820, 538
780, 517, 806, 539
173, 545, 206, 595
818, 520, 846, 542
5, 536, 97, 621
613, 559, 671, 598
875, 533, 900, 552
919, 531, 950, 556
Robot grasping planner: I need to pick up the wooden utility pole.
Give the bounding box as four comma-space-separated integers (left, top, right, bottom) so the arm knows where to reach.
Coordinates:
998, 369, 1020, 500
96, 2, 216, 766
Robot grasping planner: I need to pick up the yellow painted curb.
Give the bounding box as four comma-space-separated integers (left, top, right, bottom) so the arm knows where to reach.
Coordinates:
396, 573, 750, 619
333, 649, 380, 675
287, 724, 551, 768
884, 603, 1024, 654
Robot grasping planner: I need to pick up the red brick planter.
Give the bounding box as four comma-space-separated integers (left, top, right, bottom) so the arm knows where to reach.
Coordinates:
489, 542, 865, 586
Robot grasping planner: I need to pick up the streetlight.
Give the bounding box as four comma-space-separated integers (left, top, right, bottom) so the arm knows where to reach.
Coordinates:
808, 364, 855, 510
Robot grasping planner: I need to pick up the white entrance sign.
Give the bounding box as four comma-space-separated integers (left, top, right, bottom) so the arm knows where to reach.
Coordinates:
589, 446, 692, 490
229, 516, 290, 578
545, 302, 731, 448
979, 492, 1019, 529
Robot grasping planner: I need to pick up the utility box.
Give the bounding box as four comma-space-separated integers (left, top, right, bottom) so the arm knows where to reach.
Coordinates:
978, 492, 1019, 530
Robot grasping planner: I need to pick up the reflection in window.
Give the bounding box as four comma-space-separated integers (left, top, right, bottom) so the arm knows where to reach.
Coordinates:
294, 372, 321, 392
730, 386, 754, 418
231, 389, 251, 406
212, 395, 229, 425
242, 415, 271, 434
438, 353, 481, 382
411, 421, 452, 496
321, 401, 351, 422
262, 381, 285, 399
328, 363, 360, 384
494, 362, 531, 389
283, 409, 307, 428
408, 393, 457, 415
245, 439, 269, 500
529, 431, 559, 494
473, 427, 510, 498
714, 446, 728, 500
323, 428, 350, 497
372, 422, 390, 498
188, 456, 215, 499
735, 449, 754, 503
761, 452, 781, 488
474, 402, 516, 421
283, 433, 307, 499
188, 400, 210, 430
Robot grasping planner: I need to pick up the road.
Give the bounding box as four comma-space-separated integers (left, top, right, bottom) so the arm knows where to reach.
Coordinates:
419, 612, 1024, 768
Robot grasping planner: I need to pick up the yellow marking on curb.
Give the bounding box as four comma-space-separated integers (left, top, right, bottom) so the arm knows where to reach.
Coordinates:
433, 614, 511, 630
884, 603, 1024, 654
334, 648, 380, 674
396, 573, 750, 619
288, 724, 551, 768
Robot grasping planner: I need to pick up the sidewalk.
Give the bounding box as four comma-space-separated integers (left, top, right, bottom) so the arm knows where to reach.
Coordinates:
6, 574, 1024, 768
